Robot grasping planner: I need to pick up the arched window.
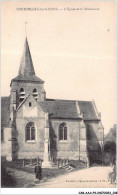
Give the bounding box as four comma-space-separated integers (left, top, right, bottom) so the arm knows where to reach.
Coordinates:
33, 88, 38, 100
59, 123, 67, 140
26, 122, 36, 141
20, 88, 25, 102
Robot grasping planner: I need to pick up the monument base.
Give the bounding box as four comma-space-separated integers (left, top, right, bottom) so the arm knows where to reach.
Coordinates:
42, 161, 52, 168
6, 155, 12, 161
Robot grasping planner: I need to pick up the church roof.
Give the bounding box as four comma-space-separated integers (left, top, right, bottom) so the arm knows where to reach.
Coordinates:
39, 99, 100, 120
19, 37, 35, 76
12, 74, 44, 83
78, 101, 98, 120
39, 100, 79, 119
1, 97, 100, 133
1, 97, 10, 129
11, 38, 44, 84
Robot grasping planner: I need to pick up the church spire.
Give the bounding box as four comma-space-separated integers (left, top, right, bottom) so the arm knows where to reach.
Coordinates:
11, 37, 44, 85
18, 37, 35, 77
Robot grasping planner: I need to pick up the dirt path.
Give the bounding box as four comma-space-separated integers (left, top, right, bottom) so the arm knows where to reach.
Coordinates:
34, 166, 116, 188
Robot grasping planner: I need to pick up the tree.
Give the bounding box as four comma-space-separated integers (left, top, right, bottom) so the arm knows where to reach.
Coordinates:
104, 124, 116, 164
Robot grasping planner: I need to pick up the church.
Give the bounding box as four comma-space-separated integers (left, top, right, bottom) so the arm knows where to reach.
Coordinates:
1, 38, 104, 166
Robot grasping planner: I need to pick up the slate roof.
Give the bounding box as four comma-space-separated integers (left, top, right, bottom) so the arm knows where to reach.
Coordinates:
78, 101, 98, 120
11, 38, 44, 85
11, 74, 44, 84
1, 97, 10, 129
39, 99, 99, 120
39, 100, 79, 119
1, 96, 99, 131
19, 37, 35, 77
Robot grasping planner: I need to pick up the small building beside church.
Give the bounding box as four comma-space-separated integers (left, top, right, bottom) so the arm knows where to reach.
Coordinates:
1, 38, 104, 165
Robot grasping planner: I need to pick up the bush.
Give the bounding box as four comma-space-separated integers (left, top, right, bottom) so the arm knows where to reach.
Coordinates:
1, 158, 16, 188
104, 124, 116, 165
69, 160, 86, 168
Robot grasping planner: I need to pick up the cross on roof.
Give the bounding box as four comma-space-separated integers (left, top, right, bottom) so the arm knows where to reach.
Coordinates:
25, 21, 29, 35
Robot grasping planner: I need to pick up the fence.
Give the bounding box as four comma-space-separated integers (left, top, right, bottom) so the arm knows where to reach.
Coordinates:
22, 157, 69, 168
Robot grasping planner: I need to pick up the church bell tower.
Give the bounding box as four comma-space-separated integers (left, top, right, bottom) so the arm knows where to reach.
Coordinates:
10, 37, 46, 112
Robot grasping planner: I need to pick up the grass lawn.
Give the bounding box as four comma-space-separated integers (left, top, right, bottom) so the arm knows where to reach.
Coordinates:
4, 159, 68, 180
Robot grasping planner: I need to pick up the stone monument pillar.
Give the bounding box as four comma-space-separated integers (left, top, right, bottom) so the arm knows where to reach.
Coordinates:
42, 112, 52, 168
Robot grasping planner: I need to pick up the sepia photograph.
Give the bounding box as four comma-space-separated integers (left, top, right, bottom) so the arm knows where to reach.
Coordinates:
1, 0, 117, 192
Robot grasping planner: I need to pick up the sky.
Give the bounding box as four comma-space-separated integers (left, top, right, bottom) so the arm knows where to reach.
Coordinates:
1, 1, 117, 135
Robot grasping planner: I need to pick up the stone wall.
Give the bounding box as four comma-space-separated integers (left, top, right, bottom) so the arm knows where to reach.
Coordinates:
1, 127, 12, 161
79, 120, 88, 161
49, 119, 81, 160
16, 96, 45, 159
